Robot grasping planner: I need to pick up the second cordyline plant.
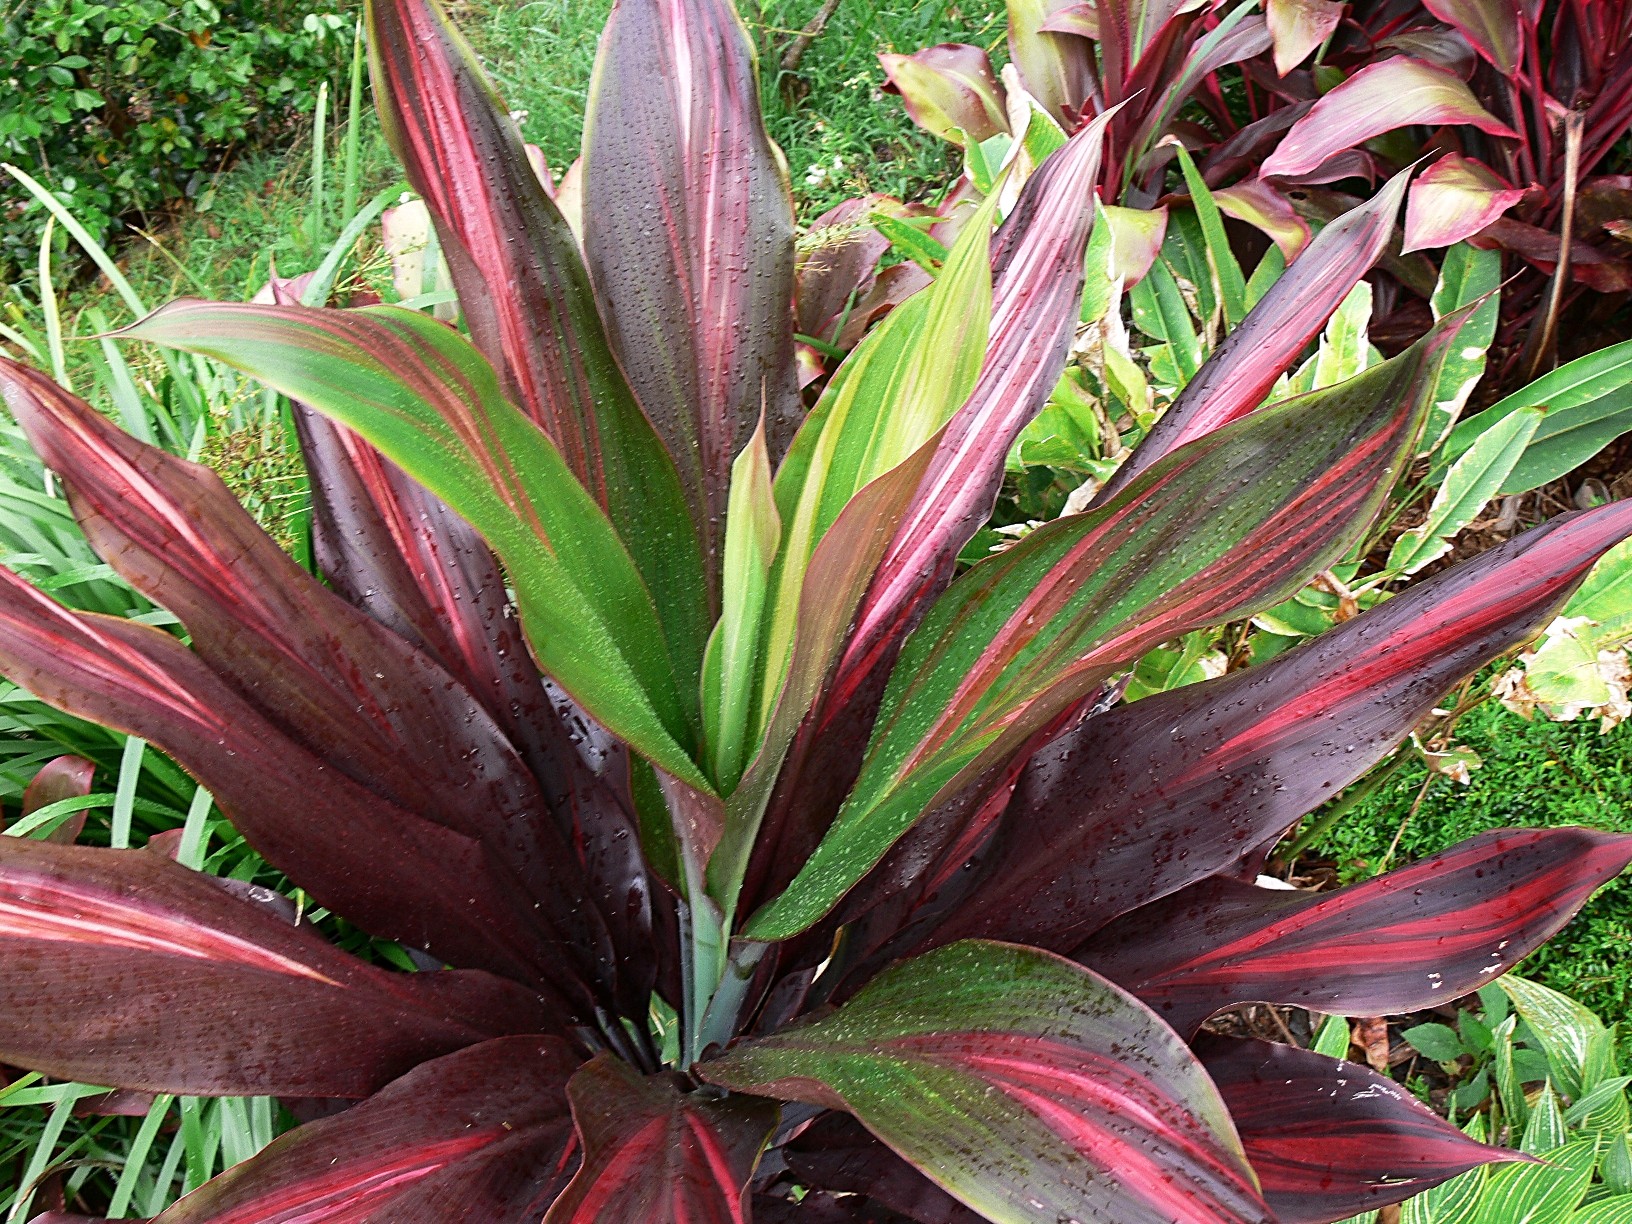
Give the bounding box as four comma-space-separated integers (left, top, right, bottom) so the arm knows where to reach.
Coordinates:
0, 0, 1630, 1220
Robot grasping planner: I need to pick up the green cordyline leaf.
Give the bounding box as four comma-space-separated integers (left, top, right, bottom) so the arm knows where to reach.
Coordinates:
703, 420, 781, 791
759, 187, 1000, 721
1422, 242, 1502, 453
124, 300, 712, 795
746, 311, 1469, 940
699, 940, 1273, 1224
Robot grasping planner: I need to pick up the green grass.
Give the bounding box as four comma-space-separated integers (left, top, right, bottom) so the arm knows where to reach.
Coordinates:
1304, 693, 1632, 1021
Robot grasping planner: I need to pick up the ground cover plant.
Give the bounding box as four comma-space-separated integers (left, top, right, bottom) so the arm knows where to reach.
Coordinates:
4, 0, 1632, 1222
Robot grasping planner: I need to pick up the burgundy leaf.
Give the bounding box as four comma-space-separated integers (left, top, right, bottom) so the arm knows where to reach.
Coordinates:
1086, 827, 1632, 1035
795, 196, 896, 345
782, 1112, 985, 1224
1423, 0, 1525, 76
1197, 1036, 1527, 1222
20, 754, 95, 845
156, 1037, 579, 1221
367, 0, 709, 668
935, 498, 1632, 953
581, 0, 800, 581
833, 111, 1111, 723
294, 409, 655, 1019
1475, 217, 1632, 292
0, 839, 547, 1096
1100, 169, 1410, 499
0, 565, 579, 1001
544, 1053, 776, 1223
1261, 58, 1518, 180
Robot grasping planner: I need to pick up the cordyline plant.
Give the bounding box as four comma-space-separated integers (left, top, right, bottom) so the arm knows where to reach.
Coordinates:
3, 0, 1632, 1221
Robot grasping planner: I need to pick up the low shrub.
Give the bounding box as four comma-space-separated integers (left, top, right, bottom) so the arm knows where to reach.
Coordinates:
0, 0, 354, 277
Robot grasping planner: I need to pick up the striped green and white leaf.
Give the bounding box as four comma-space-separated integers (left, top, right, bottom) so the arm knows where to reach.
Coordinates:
1388, 405, 1544, 575
1422, 243, 1501, 453
1446, 341, 1632, 495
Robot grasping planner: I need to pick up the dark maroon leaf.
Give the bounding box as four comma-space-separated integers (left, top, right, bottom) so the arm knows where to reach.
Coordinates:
0, 564, 578, 1001
933, 499, 1632, 953
1197, 1036, 1526, 1222
367, 0, 709, 669
581, 0, 801, 581
0, 838, 548, 1096
1085, 827, 1632, 1034
293, 408, 655, 1019
0, 357, 623, 1006
783, 1113, 985, 1224
156, 1037, 579, 1221
544, 1053, 776, 1223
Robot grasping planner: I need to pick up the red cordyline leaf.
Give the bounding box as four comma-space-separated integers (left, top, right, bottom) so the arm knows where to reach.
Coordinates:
0, 358, 625, 1010
701, 941, 1273, 1224
737, 115, 1111, 920
295, 407, 656, 1019
933, 498, 1632, 954
1424, 0, 1525, 76
1099, 169, 1410, 501
834, 111, 1112, 717
581, 0, 800, 580
1086, 827, 1632, 1035
1261, 57, 1519, 180
1197, 1036, 1528, 1223
0, 562, 579, 1006
544, 1054, 776, 1223
1009, 0, 1093, 125
154, 1038, 580, 1222
1266, 0, 1345, 76
794, 195, 895, 346
1403, 153, 1526, 253
365, 0, 708, 666
0, 839, 546, 1097
20, 754, 95, 845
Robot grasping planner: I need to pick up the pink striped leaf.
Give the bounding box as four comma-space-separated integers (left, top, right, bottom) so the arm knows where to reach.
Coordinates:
1266, 0, 1344, 76
544, 1053, 776, 1224
745, 315, 1464, 941
1404, 153, 1527, 252
0, 565, 584, 1001
728, 117, 1110, 920
1008, 0, 1094, 125
933, 498, 1632, 953
0, 839, 549, 1096
699, 940, 1273, 1224
580, 0, 800, 582
1101, 169, 1410, 499
832, 113, 1111, 724
1423, 0, 1525, 75
1197, 1036, 1526, 1223
1262, 58, 1518, 179
120, 303, 710, 794
880, 45, 1009, 145
156, 1037, 579, 1222
366, 0, 708, 676
20, 753, 96, 844
1086, 828, 1632, 1035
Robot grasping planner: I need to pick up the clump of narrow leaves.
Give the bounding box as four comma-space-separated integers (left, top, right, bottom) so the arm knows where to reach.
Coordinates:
3, 0, 1632, 1221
